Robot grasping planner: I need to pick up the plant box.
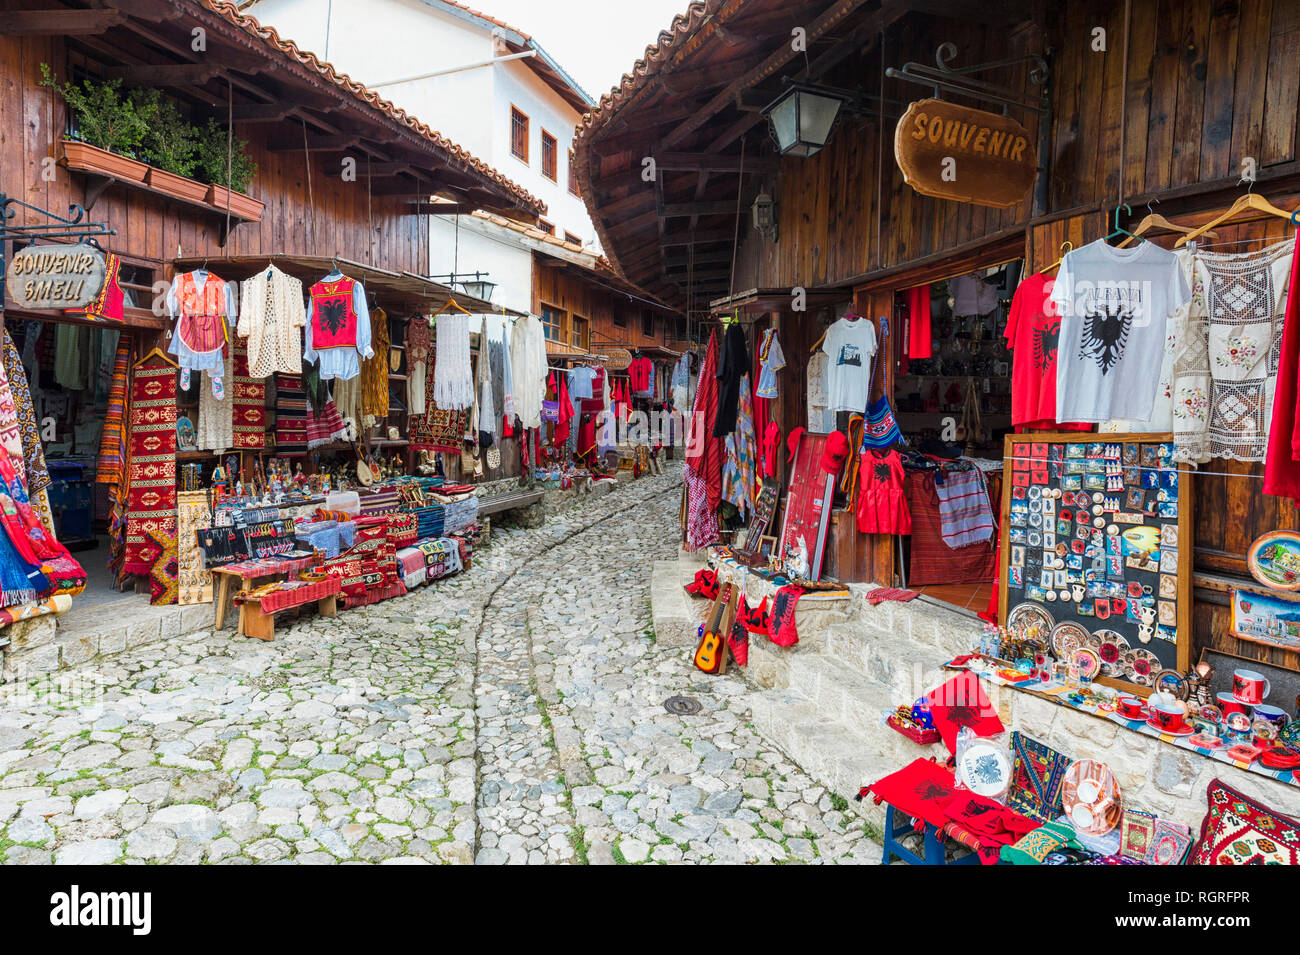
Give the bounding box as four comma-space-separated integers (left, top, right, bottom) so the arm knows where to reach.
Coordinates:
146, 167, 209, 203
61, 139, 147, 183
205, 184, 264, 222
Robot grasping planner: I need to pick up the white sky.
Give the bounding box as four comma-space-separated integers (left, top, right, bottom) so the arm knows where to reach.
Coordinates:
479, 0, 691, 103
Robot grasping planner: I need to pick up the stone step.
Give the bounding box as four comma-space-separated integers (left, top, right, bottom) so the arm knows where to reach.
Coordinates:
849, 597, 982, 656
650, 560, 702, 647
823, 621, 959, 704
749, 687, 897, 834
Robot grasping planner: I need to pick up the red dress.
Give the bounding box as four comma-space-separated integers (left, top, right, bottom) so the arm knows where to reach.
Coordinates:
856, 449, 911, 534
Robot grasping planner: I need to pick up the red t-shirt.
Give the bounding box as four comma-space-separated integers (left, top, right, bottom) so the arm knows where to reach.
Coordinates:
628, 356, 653, 393
1004, 272, 1089, 431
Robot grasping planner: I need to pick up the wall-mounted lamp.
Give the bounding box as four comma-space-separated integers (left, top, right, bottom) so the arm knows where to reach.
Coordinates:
751, 187, 778, 243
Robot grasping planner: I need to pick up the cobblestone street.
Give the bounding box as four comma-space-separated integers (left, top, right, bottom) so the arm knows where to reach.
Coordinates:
0, 474, 874, 865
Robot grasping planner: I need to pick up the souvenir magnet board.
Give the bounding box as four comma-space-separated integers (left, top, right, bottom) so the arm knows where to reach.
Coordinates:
997, 433, 1191, 693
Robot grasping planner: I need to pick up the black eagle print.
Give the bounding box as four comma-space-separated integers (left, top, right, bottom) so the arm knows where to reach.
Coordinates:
1032, 320, 1061, 371
318, 299, 348, 337
1079, 298, 1131, 375
873, 460, 893, 482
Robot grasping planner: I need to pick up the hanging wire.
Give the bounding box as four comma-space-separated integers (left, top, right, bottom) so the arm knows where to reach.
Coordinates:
726, 136, 747, 310
223, 79, 233, 248
302, 119, 316, 249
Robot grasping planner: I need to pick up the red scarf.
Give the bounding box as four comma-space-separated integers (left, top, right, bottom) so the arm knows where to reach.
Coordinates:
859, 758, 957, 830
927, 670, 1005, 755
686, 330, 722, 509
1264, 230, 1300, 498
554, 373, 574, 446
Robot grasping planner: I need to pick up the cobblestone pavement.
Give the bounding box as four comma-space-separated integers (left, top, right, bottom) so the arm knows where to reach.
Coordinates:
0, 472, 874, 864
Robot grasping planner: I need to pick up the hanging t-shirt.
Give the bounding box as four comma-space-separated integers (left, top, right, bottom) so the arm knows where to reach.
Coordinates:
756, 328, 785, 399
1049, 239, 1191, 423
568, 365, 597, 400
628, 356, 653, 394
821, 316, 877, 414
1004, 272, 1089, 430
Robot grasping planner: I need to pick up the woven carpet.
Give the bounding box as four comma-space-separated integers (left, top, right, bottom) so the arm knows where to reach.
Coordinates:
409, 358, 467, 453
125, 353, 177, 576
275, 374, 307, 455
231, 343, 266, 450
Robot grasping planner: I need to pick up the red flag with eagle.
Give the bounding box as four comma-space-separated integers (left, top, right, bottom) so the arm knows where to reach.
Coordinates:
927, 670, 1005, 756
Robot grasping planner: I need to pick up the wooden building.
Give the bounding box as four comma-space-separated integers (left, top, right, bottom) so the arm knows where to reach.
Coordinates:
575, 0, 1300, 679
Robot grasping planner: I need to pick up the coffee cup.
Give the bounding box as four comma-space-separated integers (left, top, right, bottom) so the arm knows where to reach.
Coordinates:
1233, 669, 1271, 705
1252, 703, 1290, 735
1149, 702, 1188, 733
1117, 696, 1147, 719
1217, 692, 1253, 719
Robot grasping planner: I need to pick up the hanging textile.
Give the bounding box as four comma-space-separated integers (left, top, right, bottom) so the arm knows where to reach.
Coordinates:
722, 374, 757, 519
686, 329, 722, 510
553, 371, 573, 446
406, 316, 432, 416
806, 351, 834, 433
96, 337, 131, 487
409, 354, 468, 453
1, 325, 48, 496
360, 306, 390, 427
683, 464, 719, 551
906, 284, 932, 360
74, 251, 126, 324
176, 490, 212, 606
510, 314, 547, 429
238, 263, 306, 378
489, 333, 506, 420
935, 467, 995, 548
167, 270, 234, 392
433, 312, 474, 410
332, 373, 361, 425
476, 318, 497, 446
1265, 232, 1300, 498
275, 373, 308, 455
305, 394, 348, 449
198, 357, 234, 451
714, 322, 749, 437
0, 348, 29, 493
304, 272, 372, 381
124, 352, 177, 577
1173, 239, 1292, 463
230, 343, 266, 450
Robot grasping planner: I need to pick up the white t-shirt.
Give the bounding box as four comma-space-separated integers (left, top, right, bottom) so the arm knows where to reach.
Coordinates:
821, 317, 877, 414
1050, 239, 1191, 423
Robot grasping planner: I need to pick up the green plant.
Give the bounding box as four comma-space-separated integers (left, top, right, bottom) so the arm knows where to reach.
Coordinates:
40, 63, 155, 156
133, 90, 199, 177
194, 118, 257, 194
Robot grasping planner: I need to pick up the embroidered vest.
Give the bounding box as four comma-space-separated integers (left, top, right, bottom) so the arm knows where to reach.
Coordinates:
176, 271, 229, 355
309, 277, 359, 350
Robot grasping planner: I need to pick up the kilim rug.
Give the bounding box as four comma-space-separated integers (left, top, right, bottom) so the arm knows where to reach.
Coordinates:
275, 374, 307, 455
124, 353, 177, 576
231, 343, 267, 450
176, 490, 212, 605
96, 338, 130, 487
409, 352, 467, 452
145, 527, 178, 605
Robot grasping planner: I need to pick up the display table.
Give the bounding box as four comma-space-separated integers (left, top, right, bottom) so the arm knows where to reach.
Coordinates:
212, 554, 320, 630
233, 577, 340, 641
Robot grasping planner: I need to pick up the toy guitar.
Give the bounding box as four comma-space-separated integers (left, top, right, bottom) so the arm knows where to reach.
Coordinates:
693, 583, 733, 674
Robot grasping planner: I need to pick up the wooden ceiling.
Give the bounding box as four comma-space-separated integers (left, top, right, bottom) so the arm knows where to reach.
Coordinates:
0, 0, 546, 221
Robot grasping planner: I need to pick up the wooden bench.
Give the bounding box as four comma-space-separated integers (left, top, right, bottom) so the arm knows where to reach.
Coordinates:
234, 577, 341, 641
212, 554, 320, 631
476, 489, 544, 517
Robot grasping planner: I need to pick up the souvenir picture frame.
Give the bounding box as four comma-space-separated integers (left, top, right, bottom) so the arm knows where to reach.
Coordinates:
998, 433, 1192, 695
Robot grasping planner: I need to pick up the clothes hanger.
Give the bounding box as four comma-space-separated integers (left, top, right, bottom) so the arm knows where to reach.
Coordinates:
433, 296, 472, 317
1176, 181, 1297, 247
1042, 240, 1072, 274
1104, 204, 1142, 245
809, 307, 858, 353
134, 346, 178, 369
1118, 198, 1215, 248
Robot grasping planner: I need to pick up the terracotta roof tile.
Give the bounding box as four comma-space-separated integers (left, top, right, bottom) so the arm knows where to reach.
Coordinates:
199, 0, 545, 217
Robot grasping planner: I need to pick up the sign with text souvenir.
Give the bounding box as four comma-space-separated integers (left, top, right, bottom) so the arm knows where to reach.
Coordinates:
5, 242, 106, 309
894, 99, 1037, 209
997, 433, 1191, 694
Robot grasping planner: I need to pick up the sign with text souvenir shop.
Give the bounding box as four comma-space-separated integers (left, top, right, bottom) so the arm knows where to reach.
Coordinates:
5, 242, 106, 310
997, 433, 1191, 694
894, 98, 1037, 209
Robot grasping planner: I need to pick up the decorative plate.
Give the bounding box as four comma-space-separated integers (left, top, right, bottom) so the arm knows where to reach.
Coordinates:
1071, 647, 1102, 680
1280, 719, 1300, 756
1152, 669, 1189, 700
1062, 759, 1122, 836
1246, 530, 1300, 591
957, 741, 1012, 797
1128, 649, 1161, 683
1094, 629, 1128, 674
1050, 620, 1091, 658
1008, 602, 1055, 636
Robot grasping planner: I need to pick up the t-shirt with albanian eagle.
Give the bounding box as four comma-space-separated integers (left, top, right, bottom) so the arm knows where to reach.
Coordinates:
1004, 271, 1088, 430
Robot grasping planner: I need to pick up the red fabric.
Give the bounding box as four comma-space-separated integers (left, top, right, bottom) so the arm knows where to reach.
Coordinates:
176, 272, 229, 354
904, 470, 995, 585
124, 354, 177, 575
856, 449, 911, 534
685, 330, 722, 510
862, 758, 957, 830
308, 277, 359, 350
762, 420, 781, 478
865, 586, 919, 605
628, 356, 653, 393
241, 576, 340, 613
1004, 272, 1090, 430
821, 429, 850, 474
1265, 231, 1300, 499
943, 792, 1040, 864
927, 671, 1005, 755
554, 373, 573, 446
907, 284, 932, 360
768, 585, 803, 646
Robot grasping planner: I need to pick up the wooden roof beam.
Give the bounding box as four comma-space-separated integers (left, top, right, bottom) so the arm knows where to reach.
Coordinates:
0, 9, 126, 35
651, 152, 778, 173
658, 229, 737, 247
104, 63, 235, 85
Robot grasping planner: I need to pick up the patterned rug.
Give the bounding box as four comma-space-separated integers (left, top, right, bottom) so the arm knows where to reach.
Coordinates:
176, 490, 212, 605
95, 337, 131, 487
275, 374, 307, 455
231, 343, 267, 450
141, 527, 178, 606
124, 353, 177, 576
409, 358, 467, 453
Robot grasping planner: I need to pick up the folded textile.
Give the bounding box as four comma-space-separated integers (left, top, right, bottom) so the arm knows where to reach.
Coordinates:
857, 758, 958, 831
927, 670, 1005, 755
865, 586, 919, 605
934, 467, 994, 548
943, 792, 1041, 865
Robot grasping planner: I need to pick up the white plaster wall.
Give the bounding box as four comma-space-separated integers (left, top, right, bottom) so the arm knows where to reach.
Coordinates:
429, 215, 532, 317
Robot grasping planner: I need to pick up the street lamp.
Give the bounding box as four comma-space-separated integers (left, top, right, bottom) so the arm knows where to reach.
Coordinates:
457, 273, 496, 302
762, 83, 846, 158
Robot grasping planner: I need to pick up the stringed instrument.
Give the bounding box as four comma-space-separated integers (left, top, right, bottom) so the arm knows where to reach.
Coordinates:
693, 583, 733, 674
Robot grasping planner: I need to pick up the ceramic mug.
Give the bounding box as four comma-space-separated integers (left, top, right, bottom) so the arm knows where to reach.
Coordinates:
1149, 702, 1189, 733
1117, 696, 1147, 719
1217, 692, 1253, 719
1252, 703, 1291, 735
1233, 669, 1271, 705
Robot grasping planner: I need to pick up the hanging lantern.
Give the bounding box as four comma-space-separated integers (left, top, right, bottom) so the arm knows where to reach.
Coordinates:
762, 83, 846, 158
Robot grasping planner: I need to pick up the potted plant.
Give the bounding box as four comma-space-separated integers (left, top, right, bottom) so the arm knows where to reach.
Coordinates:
196, 119, 263, 221
135, 91, 208, 203
40, 64, 154, 182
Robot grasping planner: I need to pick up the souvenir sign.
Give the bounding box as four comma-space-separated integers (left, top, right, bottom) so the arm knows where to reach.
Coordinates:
5, 242, 106, 309
999, 434, 1189, 693
1247, 530, 1300, 591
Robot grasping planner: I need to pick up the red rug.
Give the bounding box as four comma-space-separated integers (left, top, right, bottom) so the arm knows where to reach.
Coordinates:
231, 344, 266, 450
409, 359, 468, 452
125, 354, 177, 576
1190, 778, 1300, 864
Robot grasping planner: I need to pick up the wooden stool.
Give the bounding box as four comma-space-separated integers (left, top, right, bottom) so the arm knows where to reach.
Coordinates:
238, 591, 337, 641
881, 804, 980, 866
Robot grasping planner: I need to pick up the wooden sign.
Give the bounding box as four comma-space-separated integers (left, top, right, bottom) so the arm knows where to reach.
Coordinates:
5, 243, 106, 310
895, 98, 1037, 209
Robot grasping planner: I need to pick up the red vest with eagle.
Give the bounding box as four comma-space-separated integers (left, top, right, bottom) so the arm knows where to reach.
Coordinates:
309, 276, 359, 350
